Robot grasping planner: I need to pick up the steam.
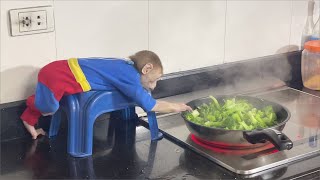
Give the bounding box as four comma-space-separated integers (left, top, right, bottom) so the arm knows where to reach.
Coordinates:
190, 54, 293, 95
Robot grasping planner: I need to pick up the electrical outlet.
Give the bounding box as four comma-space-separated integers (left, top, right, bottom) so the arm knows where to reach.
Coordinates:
19, 10, 47, 32
9, 6, 54, 36
18, 13, 32, 32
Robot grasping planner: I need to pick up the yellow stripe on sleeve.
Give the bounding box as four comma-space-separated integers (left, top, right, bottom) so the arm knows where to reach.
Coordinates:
68, 58, 91, 92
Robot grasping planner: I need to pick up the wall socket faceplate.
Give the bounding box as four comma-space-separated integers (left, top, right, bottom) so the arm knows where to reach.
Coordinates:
9, 6, 55, 36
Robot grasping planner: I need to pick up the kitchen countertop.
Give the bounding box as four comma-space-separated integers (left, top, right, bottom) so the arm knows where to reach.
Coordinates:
290, 83, 320, 98
1, 82, 320, 179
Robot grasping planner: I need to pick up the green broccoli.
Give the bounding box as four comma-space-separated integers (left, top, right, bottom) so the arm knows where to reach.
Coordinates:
184, 96, 278, 130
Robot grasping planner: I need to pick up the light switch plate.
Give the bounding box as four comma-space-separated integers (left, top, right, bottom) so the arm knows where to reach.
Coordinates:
9, 6, 55, 36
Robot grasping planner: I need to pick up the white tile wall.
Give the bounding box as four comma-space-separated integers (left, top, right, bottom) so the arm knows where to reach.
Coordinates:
149, 1, 226, 74
0, 0, 56, 103
225, 1, 292, 63
0, 0, 317, 103
290, 0, 320, 50
54, 1, 148, 59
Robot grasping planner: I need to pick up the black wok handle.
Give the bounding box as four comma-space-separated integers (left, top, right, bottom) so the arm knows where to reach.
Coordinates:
243, 129, 293, 151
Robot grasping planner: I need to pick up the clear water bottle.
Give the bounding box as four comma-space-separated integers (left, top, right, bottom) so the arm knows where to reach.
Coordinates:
310, 15, 320, 41
301, 0, 315, 49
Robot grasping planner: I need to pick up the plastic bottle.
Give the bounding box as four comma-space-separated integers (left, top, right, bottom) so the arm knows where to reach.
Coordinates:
310, 15, 320, 40
301, 0, 315, 49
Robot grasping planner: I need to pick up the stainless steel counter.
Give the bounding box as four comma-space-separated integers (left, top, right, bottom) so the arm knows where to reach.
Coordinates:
141, 86, 320, 176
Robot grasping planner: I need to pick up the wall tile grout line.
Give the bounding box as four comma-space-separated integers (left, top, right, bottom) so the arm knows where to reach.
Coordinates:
223, 0, 228, 64
288, 0, 294, 52
53, 0, 58, 61
148, 0, 150, 50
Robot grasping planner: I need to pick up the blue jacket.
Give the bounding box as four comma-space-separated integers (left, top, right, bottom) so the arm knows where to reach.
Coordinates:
78, 58, 156, 112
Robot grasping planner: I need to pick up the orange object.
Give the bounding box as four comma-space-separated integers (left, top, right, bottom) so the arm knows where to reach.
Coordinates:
304, 40, 320, 53
302, 40, 320, 90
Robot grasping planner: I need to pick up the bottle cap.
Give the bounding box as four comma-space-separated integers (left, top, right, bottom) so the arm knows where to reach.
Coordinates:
304, 40, 320, 53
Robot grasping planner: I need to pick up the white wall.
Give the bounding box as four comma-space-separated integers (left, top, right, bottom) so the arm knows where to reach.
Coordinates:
1, 0, 319, 103
149, 1, 226, 72
225, 1, 292, 62
54, 1, 149, 59
0, 0, 56, 103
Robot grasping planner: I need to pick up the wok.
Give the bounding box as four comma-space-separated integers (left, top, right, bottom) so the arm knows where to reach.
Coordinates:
181, 95, 293, 151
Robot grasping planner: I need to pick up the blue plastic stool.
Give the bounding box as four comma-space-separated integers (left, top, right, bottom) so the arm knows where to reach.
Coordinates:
48, 90, 163, 157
